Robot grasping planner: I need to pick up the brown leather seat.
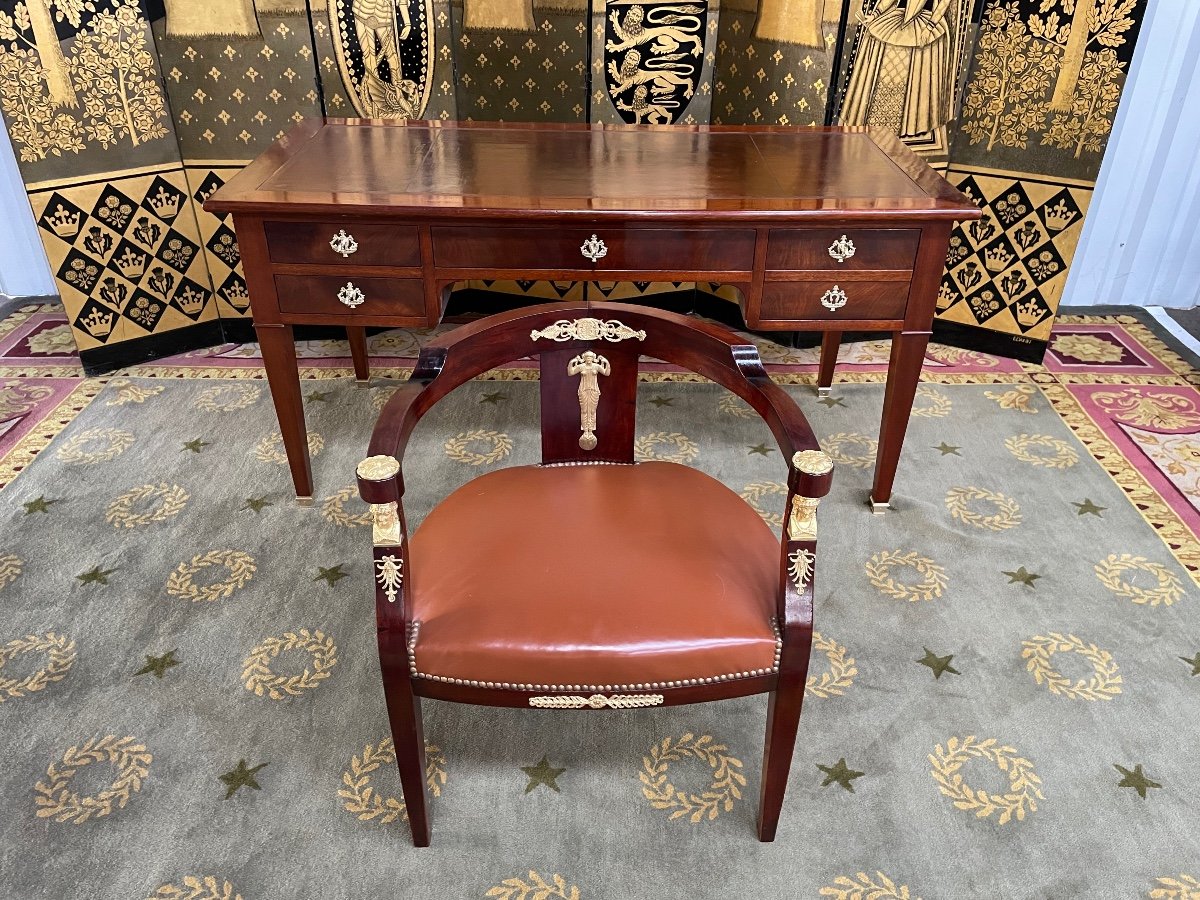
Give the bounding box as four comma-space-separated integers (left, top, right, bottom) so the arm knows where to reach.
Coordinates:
408, 461, 781, 690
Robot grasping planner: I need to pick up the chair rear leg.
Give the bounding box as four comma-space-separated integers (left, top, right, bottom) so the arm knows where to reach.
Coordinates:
757, 676, 805, 842
382, 669, 431, 846
347, 326, 371, 383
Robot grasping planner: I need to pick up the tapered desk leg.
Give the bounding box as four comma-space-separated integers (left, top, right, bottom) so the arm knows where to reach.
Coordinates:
871, 330, 930, 513
817, 331, 841, 397
256, 324, 313, 502
346, 326, 370, 383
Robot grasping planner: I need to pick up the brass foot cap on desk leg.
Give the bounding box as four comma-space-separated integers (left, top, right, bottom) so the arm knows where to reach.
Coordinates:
295, 495, 314, 507
817, 386, 832, 398
868, 495, 891, 515
355, 378, 370, 385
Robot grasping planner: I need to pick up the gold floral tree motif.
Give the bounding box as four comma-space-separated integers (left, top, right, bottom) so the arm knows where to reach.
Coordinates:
1043, 46, 1123, 157
1, 0, 86, 109
68, 0, 168, 149
0, 18, 85, 161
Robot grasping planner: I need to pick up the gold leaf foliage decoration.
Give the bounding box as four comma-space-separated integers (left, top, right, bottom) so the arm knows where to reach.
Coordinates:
1021, 633, 1122, 701
106, 379, 165, 406
1094, 554, 1184, 607
984, 385, 1039, 413
820, 432, 878, 469
805, 631, 857, 699
740, 481, 788, 528
55, 427, 135, 464
34, 734, 152, 824
639, 733, 746, 823
485, 871, 580, 900
910, 385, 952, 418
928, 735, 1043, 825
1004, 434, 1079, 468
865, 550, 947, 602
165, 550, 257, 602
633, 431, 700, 463
241, 628, 338, 700
105, 483, 189, 528
0, 632, 76, 703
819, 871, 920, 899
320, 486, 372, 528
944, 486, 1022, 531
0, 553, 22, 592
252, 431, 324, 465
443, 430, 514, 465
1149, 874, 1200, 900
338, 739, 447, 825
148, 875, 243, 900
194, 384, 261, 412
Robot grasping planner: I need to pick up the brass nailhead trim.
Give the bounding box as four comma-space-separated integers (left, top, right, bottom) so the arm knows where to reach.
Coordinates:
406, 620, 782, 692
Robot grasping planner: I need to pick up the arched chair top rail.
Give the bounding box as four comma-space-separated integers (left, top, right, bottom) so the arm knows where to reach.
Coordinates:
362, 302, 829, 501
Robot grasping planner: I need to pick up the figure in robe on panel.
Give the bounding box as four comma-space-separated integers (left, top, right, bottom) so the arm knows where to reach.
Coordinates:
840, 0, 955, 138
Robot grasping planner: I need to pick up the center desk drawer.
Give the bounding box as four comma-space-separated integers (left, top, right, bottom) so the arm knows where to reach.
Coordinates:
766, 228, 919, 270
275, 275, 425, 317
264, 221, 421, 266
432, 226, 755, 272
760, 280, 909, 321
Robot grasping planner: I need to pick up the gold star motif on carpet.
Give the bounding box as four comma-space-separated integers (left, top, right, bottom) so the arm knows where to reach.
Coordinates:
134, 650, 181, 678
77, 565, 115, 585
1072, 498, 1107, 517
747, 442, 774, 456
817, 758, 864, 792
1114, 763, 1161, 799
241, 496, 273, 513
306, 389, 332, 402
1180, 652, 1200, 676
23, 496, 58, 514
219, 759, 268, 799
520, 755, 566, 793
480, 391, 508, 404
314, 564, 348, 586
917, 648, 960, 679
648, 396, 674, 407
182, 438, 211, 453
1003, 566, 1041, 587
817, 395, 845, 408
932, 442, 961, 456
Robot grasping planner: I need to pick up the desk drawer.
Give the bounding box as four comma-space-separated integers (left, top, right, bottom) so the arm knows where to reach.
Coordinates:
760, 280, 909, 321
275, 275, 425, 317
264, 221, 421, 266
432, 226, 754, 272
766, 228, 919, 271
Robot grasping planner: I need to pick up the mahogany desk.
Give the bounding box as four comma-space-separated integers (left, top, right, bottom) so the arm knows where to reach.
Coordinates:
207, 119, 979, 509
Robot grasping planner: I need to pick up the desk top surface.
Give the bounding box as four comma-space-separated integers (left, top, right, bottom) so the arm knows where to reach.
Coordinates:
208, 119, 978, 219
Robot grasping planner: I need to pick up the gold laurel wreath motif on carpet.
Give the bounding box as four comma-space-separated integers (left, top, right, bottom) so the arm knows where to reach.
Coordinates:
166, 550, 257, 602
634, 431, 700, 463
194, 384, 261, 412
486, 871, 580, 900
984, 385, 1039, 413
865, 551, 947, 602
944, 486, 1022, 531
55, 427, 135, 464
371, 386, 399, 412
1095, 554, 1185, 607
806, 631, 857, 699
0, 632, 76, 703
1022, 633, 1122, 701
253, 431, 324, 464
928, 735, 1043, 825
718, 391, 757, 418
106, 379, 164, 406
147, 875, 243, 900
821, 432, 878, 468
0, 553, 22, 592
740, 482, 787, 527
639, 733, 746, 823
1150, 874, 1200, 899
443, 430, 514, 465
320, 486, 372, 528
339, 739, 447, 825
1004, 434, 1079, 468
910, 385, 952, 418
241, 629, 338, 700
819, 871, 920, 899
34, 735, 152, 824
105, 483, 189, 528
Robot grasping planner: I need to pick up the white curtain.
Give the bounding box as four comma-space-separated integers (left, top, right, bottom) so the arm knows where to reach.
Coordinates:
1065, 0, 1200, 309
0, 133, 53, 298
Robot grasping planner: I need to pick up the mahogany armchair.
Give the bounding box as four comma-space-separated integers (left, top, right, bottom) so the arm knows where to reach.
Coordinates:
355, 302, 834, 845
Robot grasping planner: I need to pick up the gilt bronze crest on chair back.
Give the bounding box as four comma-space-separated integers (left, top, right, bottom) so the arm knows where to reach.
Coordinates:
356, 302, 833, 845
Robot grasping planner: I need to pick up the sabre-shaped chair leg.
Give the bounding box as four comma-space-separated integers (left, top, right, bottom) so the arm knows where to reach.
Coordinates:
381, 667, 431, 846
757, 674, 805, 842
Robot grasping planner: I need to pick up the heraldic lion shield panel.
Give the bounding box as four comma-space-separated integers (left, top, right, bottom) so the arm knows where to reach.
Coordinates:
604, 0, 708, 124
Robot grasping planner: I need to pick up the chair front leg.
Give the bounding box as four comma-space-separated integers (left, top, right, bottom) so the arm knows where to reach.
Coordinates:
379, 632, 431, 847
